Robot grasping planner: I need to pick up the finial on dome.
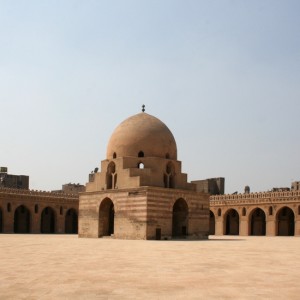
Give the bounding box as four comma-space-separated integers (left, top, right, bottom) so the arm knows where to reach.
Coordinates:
142, 104, 145, 112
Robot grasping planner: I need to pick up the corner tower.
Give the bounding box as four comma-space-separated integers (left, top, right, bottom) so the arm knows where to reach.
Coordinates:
79, 109, 209, 240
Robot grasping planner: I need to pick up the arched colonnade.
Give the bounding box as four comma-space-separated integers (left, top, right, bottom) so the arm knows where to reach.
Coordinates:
0, 203, 78, 234
209, 205, 299, 236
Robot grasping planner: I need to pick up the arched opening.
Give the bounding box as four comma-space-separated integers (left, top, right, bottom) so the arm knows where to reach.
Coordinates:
242, 207, 246, 216
165, 153, 170, 159
113, 152, 117, 159
172, 198, 188, 238
0, 208, 3, 233
7, 203, 11, 212
217, 208, 222, 217
34, 204, 38, 214
65, 209, 78, 234
164, 162, 175, 188
138, 151, 144, 157
209, 211, 215, 235
277, 207, 294, 236
106, 162, 116, 189
14, 205, 31, 233
224, 209, 239, 235
41, 207, 56, 234
60, 206, 63, 215
269, 206, 273, 216
138, 162, 144, 169
99, 198, 114, 237
250, 208, 266, 236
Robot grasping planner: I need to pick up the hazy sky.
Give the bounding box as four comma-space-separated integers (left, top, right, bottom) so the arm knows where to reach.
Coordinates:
1, 0, 299, 193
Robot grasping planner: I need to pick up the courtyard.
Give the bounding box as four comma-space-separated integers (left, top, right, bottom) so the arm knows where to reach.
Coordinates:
0, 235, 299, 299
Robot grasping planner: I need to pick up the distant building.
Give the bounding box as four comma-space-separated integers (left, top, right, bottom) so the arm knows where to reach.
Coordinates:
291, 181, 300, 191
52, 183, 85, 195
192, 178, 225, 195
271, 187, 290, 192
0, 167, 29, 189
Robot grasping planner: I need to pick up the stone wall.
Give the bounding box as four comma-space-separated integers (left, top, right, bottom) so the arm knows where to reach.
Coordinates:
0, 188, 78, 234
209, 190, 300, 236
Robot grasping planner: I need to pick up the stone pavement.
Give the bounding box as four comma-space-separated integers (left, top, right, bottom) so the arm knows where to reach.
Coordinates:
0, 235, 299, 299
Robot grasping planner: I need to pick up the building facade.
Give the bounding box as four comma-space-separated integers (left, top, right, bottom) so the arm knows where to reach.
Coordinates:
0, 167, 29, 189
79, 111, 210, 240
209, 190, 300, 236
0, 187, 78, 234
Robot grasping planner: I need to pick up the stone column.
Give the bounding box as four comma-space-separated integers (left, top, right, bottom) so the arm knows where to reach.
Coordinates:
295, 216, 300, 236
239, 217, 248, 236
266, 218, 276, 236
4, 210, 14, 233
31, 212, 40, 233
57, 212, 65, 234
215, 217, 223, 235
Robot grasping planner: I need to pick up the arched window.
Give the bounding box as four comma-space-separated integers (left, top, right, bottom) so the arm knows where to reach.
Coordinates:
218, 208, 221, 217
60, 206, 63, 215
138, 151, 144, 157
269, 206, 273, 216
242, 207, 246, 216
138, 162, 144, 169
164, 162, 175, 188
165, 153, 170, 159
7, 203, 11, 212
113, 152, 117, 159
35, 204, 38, 214
107, 162, 116, 189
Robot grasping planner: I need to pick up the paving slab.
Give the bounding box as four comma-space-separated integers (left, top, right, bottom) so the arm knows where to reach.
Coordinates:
0, 235, 299, 299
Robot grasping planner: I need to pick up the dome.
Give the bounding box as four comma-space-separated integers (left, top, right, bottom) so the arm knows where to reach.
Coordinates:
106, 112, 177, 160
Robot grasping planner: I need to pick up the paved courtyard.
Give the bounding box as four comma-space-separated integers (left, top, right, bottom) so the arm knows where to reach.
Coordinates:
0, 235, 299, 299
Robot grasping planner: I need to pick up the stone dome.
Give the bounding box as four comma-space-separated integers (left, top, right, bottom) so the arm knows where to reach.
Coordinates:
106, 112, 177, 160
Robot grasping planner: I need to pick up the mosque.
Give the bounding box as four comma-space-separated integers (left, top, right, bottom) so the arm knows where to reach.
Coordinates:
0, 108, 299, 237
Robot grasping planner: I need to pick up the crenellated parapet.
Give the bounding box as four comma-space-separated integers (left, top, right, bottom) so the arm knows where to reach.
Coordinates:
0, 187, 79, 200
210, 190, 300, 206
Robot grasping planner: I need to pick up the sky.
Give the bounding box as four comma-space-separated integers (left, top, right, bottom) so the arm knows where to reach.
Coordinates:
0, 0, 299, 194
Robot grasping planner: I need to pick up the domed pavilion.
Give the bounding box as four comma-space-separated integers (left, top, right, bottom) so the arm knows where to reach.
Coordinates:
79, 108, 209, 240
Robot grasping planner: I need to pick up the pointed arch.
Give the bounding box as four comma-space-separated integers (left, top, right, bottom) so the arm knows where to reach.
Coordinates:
276, 206, 294, 236
65, 208, 78, 234
172, 198, 188, 237
164, 162, 175, 188
249, 208, 266, 236
41, 207, 56, 234
224, 209, 239, 235
99, 198, 114, 237
106, 162, 116, 189
14, 205, 31, 233
209, 210, 215, 235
